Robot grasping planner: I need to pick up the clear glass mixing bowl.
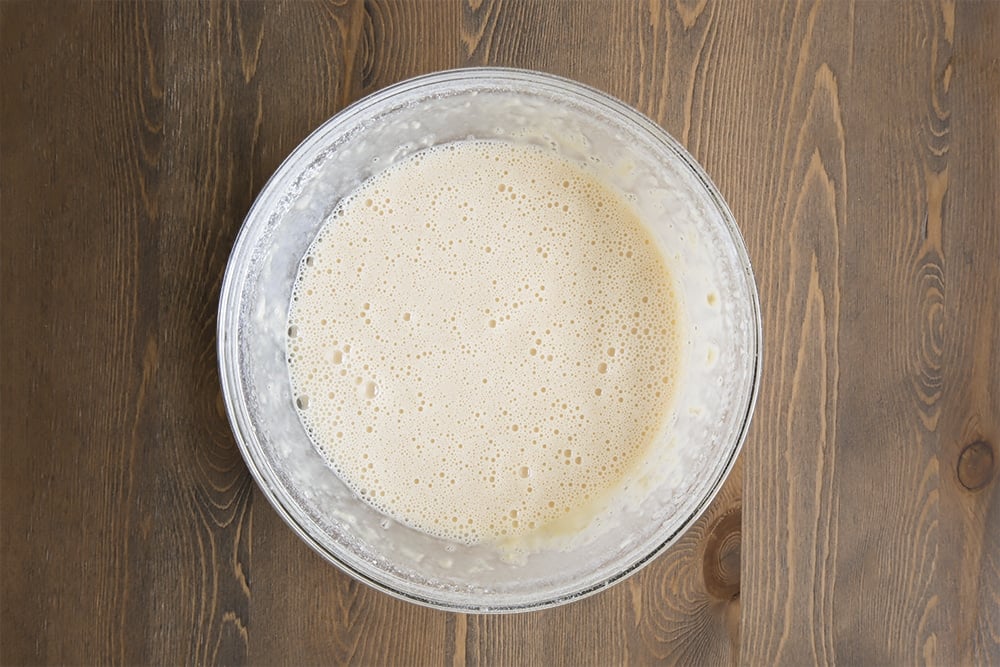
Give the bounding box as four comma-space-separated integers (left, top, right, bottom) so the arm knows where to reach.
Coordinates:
218, 68, 761, 612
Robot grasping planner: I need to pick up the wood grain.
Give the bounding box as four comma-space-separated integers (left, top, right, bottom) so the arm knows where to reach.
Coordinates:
942, 4, 1000, 662
738, 0, 1000, 664
1, 2, 165, 664
736, 0, 849, 663
1, 1, 997, 665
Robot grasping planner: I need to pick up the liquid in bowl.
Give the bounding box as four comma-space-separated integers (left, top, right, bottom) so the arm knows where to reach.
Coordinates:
217, 68, 760, 611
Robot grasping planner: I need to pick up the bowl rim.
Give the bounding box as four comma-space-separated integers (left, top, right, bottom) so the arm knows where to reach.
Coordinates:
217, 66, 762, 613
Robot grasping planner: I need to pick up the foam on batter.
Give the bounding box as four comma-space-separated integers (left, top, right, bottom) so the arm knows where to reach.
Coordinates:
286, 139, 682, 545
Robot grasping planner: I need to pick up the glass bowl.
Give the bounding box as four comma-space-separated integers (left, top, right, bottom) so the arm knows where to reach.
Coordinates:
218, 68, 760, 613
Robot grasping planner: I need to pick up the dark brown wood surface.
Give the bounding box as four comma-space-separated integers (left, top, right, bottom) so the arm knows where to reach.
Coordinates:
2, 1, 997, 665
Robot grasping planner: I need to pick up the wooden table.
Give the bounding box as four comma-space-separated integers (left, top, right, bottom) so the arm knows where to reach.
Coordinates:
3, 1, 998, 664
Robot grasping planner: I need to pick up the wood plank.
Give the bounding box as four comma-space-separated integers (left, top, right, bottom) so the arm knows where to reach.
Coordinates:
0, 2, 164, 664
832, 2, 954, 661
943, 3, 1000, 663
151, 0, 268, 663
741, 0, 1000, 663
738, 0, 852, 661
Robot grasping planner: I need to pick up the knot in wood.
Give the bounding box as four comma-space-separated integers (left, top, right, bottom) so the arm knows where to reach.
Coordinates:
702, 506, 741, 600
957, 440, 995, 491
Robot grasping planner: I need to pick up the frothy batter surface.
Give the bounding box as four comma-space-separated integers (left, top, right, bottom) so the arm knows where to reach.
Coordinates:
287, 140, 681, 545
